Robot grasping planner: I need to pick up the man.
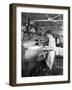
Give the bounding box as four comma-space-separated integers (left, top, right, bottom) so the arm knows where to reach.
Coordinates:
21, 26, 26, 41
44, 30, 56, 70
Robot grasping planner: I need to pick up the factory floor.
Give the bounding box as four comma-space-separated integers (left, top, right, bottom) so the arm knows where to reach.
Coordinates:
22, 56, 63, 77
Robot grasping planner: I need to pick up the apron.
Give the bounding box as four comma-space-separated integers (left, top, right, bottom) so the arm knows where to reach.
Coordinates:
46, 51, 55, 70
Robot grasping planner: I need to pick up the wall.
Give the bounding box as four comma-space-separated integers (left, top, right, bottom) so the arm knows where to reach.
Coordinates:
0, 0, 72, 90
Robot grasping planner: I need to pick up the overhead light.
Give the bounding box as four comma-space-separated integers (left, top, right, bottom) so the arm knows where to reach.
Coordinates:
48, 18, 52, 21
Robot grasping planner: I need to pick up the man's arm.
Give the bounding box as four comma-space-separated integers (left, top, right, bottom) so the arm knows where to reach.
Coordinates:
43, 38, 56, 51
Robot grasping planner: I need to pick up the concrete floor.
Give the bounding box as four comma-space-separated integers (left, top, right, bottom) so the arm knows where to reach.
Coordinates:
22, 56, 63, 77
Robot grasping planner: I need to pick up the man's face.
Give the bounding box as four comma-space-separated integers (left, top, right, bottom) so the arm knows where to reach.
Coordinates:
47, 33, 50, 38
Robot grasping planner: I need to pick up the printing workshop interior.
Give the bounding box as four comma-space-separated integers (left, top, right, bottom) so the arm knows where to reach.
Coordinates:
21, 13, 63, 77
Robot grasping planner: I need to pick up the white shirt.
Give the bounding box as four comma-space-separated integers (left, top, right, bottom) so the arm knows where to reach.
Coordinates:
48, 35, 56, 51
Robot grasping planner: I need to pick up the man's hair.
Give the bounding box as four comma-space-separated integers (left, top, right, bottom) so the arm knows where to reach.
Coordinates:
47, 30, 52, 34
